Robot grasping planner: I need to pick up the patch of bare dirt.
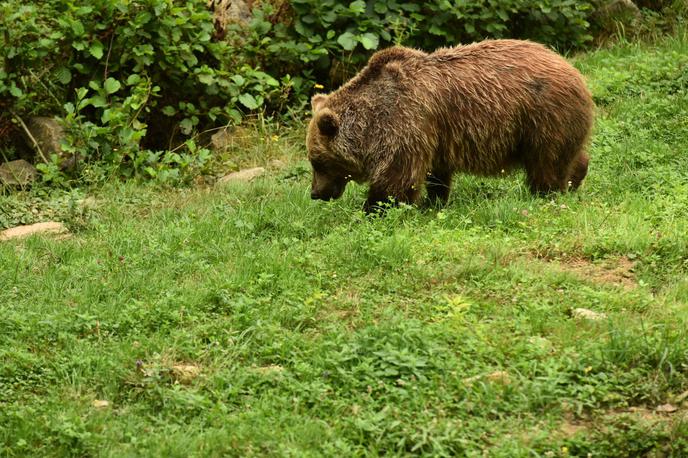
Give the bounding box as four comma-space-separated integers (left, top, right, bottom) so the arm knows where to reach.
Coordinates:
559, 420, 588, 438
533, 254, 637, 290
171, 364, 202, 384
557, 402, 688, 439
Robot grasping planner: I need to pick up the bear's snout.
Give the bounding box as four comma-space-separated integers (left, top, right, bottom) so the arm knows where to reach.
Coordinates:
311, 172, 347, 202
311, 190, 331, 201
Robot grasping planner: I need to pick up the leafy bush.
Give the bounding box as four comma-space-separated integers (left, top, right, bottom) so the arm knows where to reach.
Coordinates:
231, 0, 594, 88
0, 0, 282, 183
0, 0, 635, 185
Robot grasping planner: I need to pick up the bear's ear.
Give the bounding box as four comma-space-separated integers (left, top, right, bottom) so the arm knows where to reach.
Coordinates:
383, 62, 405, 80
316, 108, 339, 138
311, 94, 327, 112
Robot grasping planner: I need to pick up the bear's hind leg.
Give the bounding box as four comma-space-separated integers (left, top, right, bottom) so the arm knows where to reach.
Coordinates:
425, 169, 453, 206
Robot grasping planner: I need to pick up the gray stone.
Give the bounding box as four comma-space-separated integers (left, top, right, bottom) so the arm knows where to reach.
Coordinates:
209, 127, 237, 152
0, 160, 38, 186
78, 197, 100, 210
572, 308, 608, 321
25, 117, 65, 162
208, 0, 251, 30
217, 166, 265, 184
591, 0, 641, 36
268, 159, 286, 169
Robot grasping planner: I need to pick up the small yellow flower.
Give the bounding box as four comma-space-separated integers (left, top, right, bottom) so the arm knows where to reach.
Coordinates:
271, 135, 279, 142
561, 446, 569, 455
314, 83, 324, 89
584, 366, 593, 374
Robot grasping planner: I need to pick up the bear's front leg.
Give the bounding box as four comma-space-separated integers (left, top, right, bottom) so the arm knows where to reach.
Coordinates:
363, 185, 420, 214
425, 170, 453, 206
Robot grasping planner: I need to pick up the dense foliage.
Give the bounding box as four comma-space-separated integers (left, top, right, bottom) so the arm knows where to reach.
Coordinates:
0, 0, 286, 182
245, 0, 594, 86
0, 0, 684, 183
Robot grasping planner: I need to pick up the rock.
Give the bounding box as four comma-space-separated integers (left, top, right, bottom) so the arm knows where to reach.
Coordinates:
217, 166, 265, 184
0, 160, 38, 186
171, 364, 201, 384
78, 197, 100, 210
209, 126, 237, 152
208, 0, 252, 39
485, 370, 511, 385
572, 308, 608, 321
0, 221, 70, 241
464, 370, 511, 386
208, 0, 251, 29
25, 117, 65, 162
251, 364, 285, 375
268, 159, 286, 169
92, 399, 110, 409
591, 0, 642, 38
528, 336, 553, 353
655, 403, 678, 413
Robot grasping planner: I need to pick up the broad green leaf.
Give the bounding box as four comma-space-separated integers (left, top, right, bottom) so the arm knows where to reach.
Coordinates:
104, 77, 121, 94
429, 25, 445, 36
9, 85, 22, 97
348, 0, 366, 14
198, 73, 214, 85
101, 108, 113, 123
238, 93, 259, 110
135, 11, 153, 25
56, 67, 72, 84
126, 74, 142, 85
227, 108, 242, 124
88, 95, 107, 108
162, 106, 177, 116
231, 75, 245, 86
359, 33, 379, 50
71, 20, 85, 35
132, 119, 146, 130
89, 40, 104, 59
179, 118, 194, 135
337, 32, 357, 51
322, 11, 337, 24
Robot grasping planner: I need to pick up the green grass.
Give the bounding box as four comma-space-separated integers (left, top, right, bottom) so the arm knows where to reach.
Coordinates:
2, 33, 688, 457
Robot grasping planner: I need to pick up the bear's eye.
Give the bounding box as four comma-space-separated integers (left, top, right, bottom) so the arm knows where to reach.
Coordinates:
311, 158, 327, 173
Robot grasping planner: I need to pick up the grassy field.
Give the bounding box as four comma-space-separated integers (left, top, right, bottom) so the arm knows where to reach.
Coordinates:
2, 33, 688, 457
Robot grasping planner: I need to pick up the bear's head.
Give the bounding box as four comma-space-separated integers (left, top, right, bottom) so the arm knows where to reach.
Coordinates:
306, 94, 364, 201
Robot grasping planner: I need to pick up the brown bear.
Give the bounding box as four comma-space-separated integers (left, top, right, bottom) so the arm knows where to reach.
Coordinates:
306, 39, 594, 213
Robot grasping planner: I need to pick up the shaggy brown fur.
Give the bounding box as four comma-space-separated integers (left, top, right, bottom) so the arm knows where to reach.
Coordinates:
306, 39, 594, 212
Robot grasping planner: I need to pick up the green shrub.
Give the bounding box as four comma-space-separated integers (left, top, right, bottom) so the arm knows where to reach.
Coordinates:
0, 0, 624, 184
231, 0, 594, 88
0, 0, 283, 183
